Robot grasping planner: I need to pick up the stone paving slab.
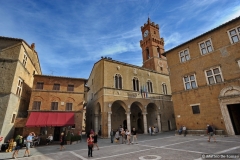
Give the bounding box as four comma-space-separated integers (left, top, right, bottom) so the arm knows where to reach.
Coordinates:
0, 132, 239, 160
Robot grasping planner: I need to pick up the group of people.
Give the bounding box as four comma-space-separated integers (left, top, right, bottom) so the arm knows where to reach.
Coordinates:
110, 126, 138, 145
10, 132, 36, 159
148, 126, 159, 135
178, 125, 187, 136
86, 129, 99, 157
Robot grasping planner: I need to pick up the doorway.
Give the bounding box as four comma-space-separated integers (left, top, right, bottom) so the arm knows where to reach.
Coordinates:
54, 127, 61, 141
168, 120, 171, 131
227, 104, 240, 135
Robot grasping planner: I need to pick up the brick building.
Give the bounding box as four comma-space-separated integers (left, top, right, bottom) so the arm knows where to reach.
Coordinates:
24, 75, 87, 140
0, 36, 41, 144
86, 18, 176, 138
163, 16, 240, 135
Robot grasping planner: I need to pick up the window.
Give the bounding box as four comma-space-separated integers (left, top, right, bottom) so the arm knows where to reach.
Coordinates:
23, 52, 27, 67
36, 82, 44, 89
66, 103, 72, 111
53, 83, 60, 90
205, 67, 223, 85
228, 26, 240, 43
67, 84, 74, 91
114, 74, 122, 89
192, 105, 200, 114
51, 102, 58, 110
179, 49, 190, 62
146, 48, 150, 59
162, 83, 167, 95
157, 47, 161, 58
11, 114, 16, 123
199, 39, 213, 55
147, 80, 153, 93
132, 77, 139, 91
16, 79, 23, 96
183, 74, 197, 90
33, 101, 41, 110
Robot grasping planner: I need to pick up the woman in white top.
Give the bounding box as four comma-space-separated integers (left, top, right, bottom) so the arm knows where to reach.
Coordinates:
126, 129, 132, 145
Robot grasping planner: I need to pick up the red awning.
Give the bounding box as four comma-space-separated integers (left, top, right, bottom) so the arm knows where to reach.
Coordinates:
26, 112, 75, 127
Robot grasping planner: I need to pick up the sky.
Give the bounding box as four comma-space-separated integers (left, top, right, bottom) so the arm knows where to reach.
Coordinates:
0, 0, 240, 79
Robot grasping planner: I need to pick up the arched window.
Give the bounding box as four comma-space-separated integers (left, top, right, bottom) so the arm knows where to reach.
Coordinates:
162, 83, 167, 95
147, 80, 153, 93
157, 47, 161, 58
132, 77, 139, 91
146, 48, 150, 59
115, 74, 122, 89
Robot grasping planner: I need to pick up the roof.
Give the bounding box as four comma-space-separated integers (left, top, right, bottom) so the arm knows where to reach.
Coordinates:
0, 36, 42, 74
163, 16, 240, 55
34, 74, 88, 81
88, 57, 169, 81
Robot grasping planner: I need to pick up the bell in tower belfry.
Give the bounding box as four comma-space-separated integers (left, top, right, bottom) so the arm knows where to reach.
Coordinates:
140, 17, 169, 75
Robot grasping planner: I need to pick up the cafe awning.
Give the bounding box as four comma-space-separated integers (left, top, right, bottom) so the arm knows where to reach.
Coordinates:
25, 112, 75, 127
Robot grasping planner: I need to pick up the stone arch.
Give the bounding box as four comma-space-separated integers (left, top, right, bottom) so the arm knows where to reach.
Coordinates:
33, 96, 43, 101
146, 103, 158, 129
130, 101, 144, 133
66, 97, 75, 102
111, 100, 127, 131
219, 85, 240, 135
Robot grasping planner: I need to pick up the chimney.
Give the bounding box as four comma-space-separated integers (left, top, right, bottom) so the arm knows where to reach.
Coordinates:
31, 43, 35, 51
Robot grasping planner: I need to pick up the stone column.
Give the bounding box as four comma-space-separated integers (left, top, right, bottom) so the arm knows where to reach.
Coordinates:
142, 112, 148, 134
157, 114, 161, 132
108, 112, 112, 138
126, 112, 131, 131
94, 114, 98, 133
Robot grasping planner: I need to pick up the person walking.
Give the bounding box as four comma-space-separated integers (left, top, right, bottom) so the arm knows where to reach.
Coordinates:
87, 134, 94, 157
126, 129, 132, 145
115, 130, 120, 143
207, 124, 216, 142
132, 128, 138, 144
12, 135, 23, 159
110, 129, 114, 143
182, 125, 187, 137
59, 132, 65, 151
93, 132, 99, 150
149, 126, 152, 136
121, 129, 126, 144
23, 132, 35, 157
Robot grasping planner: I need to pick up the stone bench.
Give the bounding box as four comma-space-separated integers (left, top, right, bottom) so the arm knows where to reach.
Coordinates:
175, 130, 225, 136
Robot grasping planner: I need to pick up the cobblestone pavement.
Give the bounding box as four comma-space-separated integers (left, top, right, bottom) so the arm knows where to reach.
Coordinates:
0, 131, 240, 160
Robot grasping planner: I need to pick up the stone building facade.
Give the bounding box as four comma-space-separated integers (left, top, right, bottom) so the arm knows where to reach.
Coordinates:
163, 16, 240, 135
86, 19, 176, 138
0, 36, 41, 143
24, 75, 87, 140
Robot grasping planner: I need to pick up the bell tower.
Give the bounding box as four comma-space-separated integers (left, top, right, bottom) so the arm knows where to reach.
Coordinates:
140, 17, 168, 74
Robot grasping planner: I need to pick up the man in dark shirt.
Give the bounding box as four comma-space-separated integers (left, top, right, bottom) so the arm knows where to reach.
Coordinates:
132, 128, 138, 144
207, 124, 216, 142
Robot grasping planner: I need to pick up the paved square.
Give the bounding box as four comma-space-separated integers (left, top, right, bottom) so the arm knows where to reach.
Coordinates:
1, 132, 239, 160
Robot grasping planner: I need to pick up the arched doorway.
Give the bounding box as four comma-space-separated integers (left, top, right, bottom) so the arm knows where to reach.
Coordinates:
111, 100, 127, 131
147, 103, 158, 129
219, 86, 240, 135
130, 102, 143, 133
